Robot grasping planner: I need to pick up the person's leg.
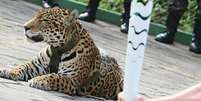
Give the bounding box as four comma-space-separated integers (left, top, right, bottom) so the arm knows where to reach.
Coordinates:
155, 0, 188, 44
79, 0, 101, 22
189, 0, 201, 54
120, 0, 132, 33
42, 0, 59, 8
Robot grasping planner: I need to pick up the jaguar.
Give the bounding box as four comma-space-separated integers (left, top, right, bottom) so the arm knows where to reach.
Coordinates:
0, 7, 123, 100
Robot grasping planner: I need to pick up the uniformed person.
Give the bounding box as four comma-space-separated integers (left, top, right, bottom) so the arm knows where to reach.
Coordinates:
79, 0, 132, 33
155, 0, 201, 54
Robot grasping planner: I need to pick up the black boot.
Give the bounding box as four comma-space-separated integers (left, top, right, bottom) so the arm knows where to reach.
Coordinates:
155, 0, 188, 44
120, 0, 131, 33
79, 0, 101, 22
189, 36, 201, 54
189, 0, 201, 54
155, 31, 175, 44
79, 12, 95, 22
42, 0, 59, 8
120, 23, 129, 33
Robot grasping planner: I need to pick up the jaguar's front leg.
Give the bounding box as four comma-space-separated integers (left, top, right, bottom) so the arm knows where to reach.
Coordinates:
0, 62, 48, 81
0, 47, 52, 81
28, 73, 77, 95
0, 65, 31, 81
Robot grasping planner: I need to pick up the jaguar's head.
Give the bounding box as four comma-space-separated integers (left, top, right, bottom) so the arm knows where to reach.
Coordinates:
24, 7, 78, 47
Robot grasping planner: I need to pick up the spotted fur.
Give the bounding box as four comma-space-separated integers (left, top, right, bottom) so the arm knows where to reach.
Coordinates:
0, 7, 123, 100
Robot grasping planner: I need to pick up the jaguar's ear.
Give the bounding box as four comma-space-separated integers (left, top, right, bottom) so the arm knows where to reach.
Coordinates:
64, 10, 78, 26
68, 10, 79, 22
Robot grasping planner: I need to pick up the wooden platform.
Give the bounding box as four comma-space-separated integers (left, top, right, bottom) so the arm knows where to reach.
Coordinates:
0, 0, 201, 100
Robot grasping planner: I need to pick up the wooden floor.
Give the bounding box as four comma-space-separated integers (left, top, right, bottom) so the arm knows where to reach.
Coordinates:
0, 0, 201, 101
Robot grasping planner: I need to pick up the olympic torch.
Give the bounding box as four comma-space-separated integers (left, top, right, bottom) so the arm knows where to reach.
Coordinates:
123, 0, 153, 101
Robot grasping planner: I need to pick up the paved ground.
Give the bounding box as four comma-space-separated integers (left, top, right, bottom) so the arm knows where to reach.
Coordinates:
0, 0, 201, 101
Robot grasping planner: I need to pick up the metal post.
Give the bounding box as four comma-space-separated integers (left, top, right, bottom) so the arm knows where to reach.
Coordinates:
123, 0, 153, 100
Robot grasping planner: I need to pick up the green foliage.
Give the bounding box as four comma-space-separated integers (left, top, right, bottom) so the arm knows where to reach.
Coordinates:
76, 0, 197, 32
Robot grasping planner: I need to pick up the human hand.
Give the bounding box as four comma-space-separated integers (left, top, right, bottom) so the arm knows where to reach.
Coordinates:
118, 92, 147, 101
